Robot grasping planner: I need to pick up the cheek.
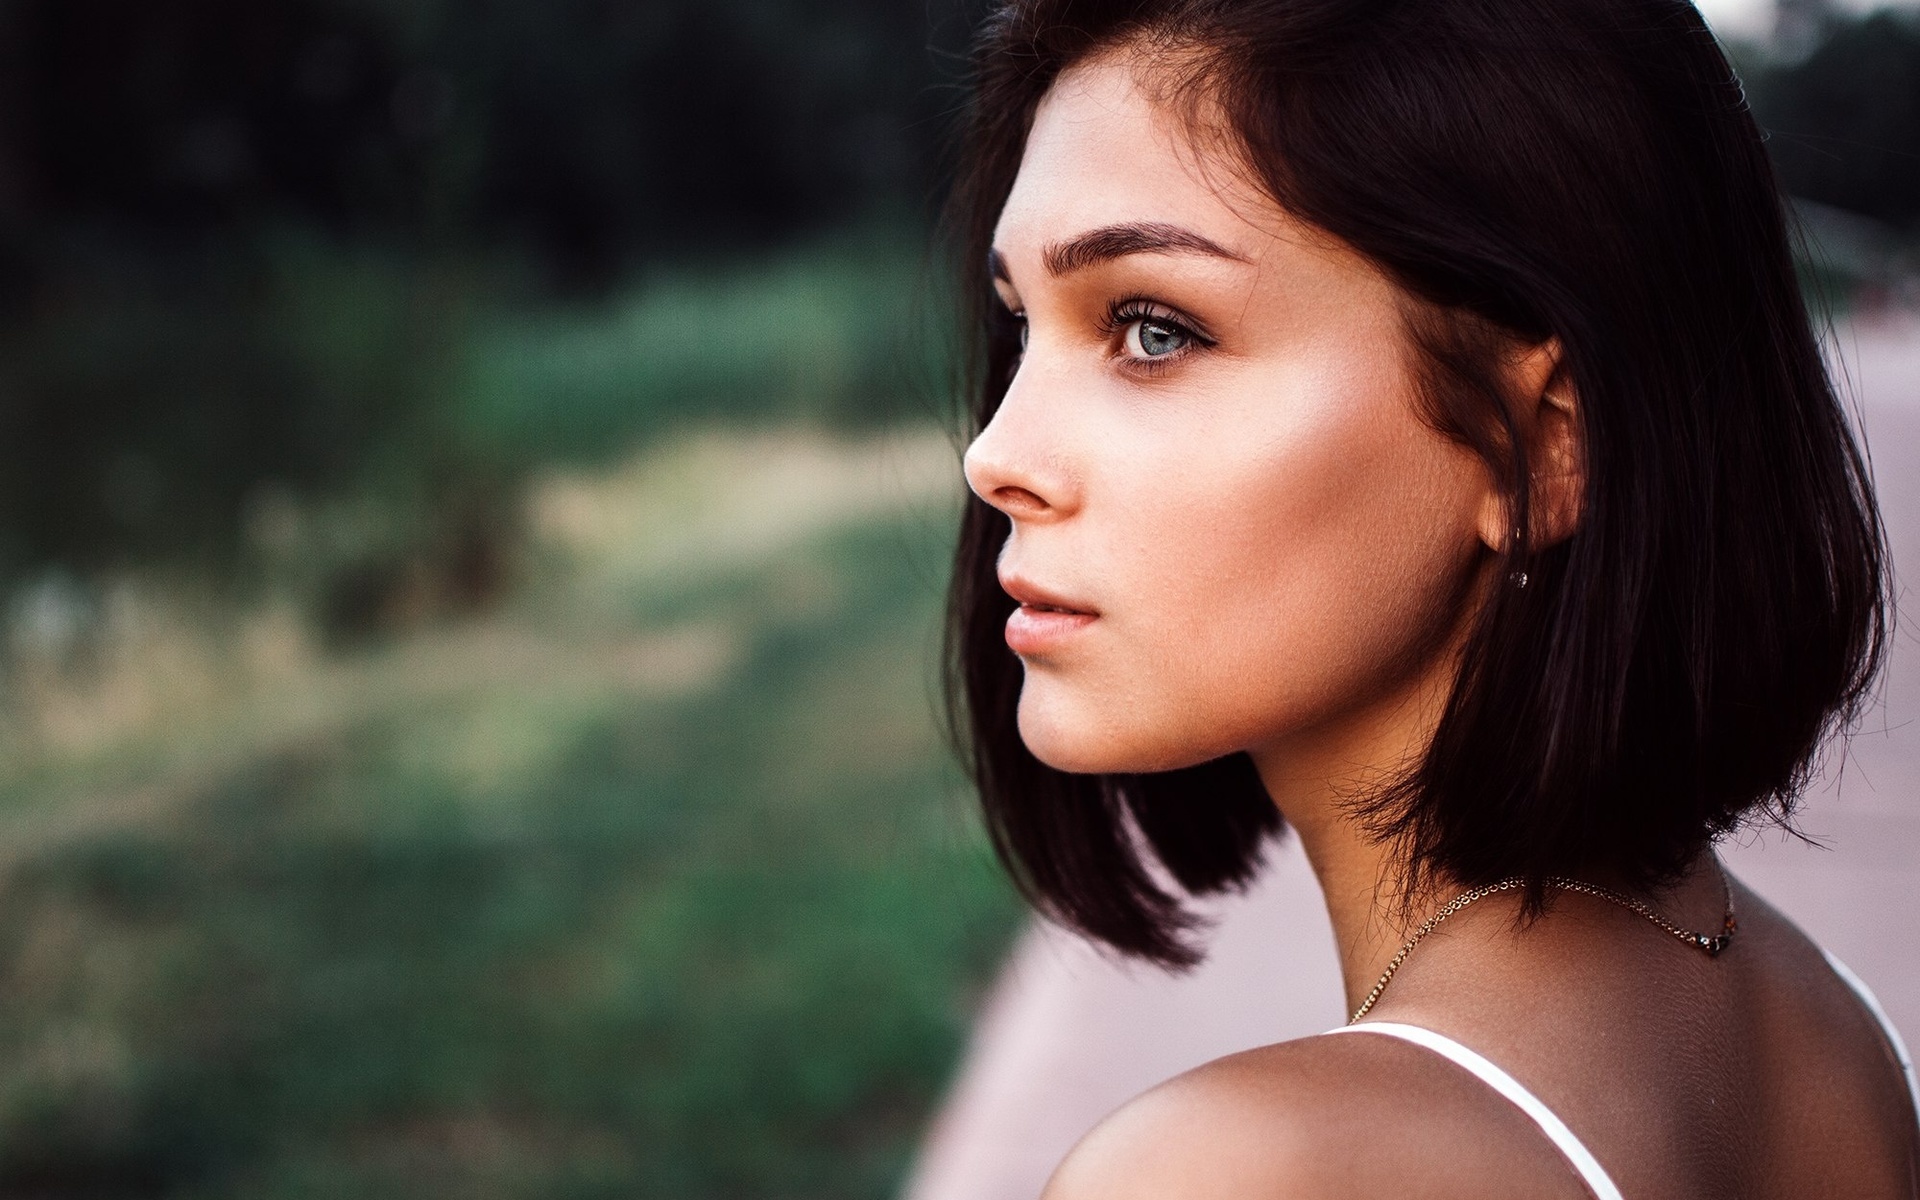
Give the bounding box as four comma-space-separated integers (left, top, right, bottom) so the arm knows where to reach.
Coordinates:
1016, 358, 1486, 774
1177, 410, 1481, 717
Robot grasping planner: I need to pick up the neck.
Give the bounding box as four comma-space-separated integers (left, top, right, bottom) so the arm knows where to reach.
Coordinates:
1253, 702, 1736, 1021
1260, 767, 1424, 1018
1249, 663, 1459, 1018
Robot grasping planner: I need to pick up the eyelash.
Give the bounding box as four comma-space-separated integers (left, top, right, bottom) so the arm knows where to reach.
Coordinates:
1097, 297, 1213, 372
999, 297, 1214, 375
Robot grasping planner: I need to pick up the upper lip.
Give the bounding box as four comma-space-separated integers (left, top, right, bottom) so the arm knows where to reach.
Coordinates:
998, 571, 1098, 616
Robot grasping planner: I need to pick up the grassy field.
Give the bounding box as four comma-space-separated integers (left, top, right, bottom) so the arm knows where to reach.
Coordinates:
0, 427, 1019, 1199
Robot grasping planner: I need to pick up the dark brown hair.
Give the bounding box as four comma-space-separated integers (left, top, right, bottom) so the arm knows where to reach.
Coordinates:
942, 0, 1888, 967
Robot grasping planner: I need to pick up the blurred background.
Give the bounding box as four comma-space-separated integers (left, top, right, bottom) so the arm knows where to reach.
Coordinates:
0, 0, 1912, 1197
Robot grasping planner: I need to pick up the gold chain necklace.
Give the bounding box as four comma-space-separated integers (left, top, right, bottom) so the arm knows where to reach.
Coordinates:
1349, 871, 1737, 1024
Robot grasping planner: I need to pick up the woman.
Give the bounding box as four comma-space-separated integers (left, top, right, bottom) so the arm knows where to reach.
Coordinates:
942, 0, 1918, 1195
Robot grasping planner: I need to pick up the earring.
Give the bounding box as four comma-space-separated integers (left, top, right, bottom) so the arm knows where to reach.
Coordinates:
1508, 524, 1529, 589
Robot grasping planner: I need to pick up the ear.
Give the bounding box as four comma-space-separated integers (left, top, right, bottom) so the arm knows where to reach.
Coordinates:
1474, 337, 1583, 554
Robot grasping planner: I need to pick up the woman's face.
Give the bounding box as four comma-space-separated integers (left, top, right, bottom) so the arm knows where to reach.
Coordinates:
965, 52, 1500, 780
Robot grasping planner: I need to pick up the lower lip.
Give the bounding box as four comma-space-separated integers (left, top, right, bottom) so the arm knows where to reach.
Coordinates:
1005, 605, 1097, 656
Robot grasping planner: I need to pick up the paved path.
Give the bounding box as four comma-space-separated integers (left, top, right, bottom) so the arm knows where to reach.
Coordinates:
903, 317, 1920, 1200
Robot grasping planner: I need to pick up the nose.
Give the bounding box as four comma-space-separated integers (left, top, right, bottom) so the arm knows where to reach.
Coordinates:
962, 371, 1081, 523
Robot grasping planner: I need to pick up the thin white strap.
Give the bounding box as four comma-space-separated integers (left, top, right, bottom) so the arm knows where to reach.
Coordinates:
1822, 950, 1920, 1129
1326, 1022, 1625, 1200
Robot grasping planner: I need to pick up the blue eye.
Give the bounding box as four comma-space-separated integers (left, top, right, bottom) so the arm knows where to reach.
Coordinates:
1105, 298, 1209, 367
1129, 318, 1187, 358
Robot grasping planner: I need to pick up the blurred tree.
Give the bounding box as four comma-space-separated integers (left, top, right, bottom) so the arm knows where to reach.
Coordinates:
1749, 9, 1920, 228
0, 0, 981, 584
1, 0, 978, 284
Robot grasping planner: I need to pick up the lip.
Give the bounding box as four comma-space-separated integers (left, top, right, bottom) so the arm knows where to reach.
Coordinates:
999, 572, 1099, 656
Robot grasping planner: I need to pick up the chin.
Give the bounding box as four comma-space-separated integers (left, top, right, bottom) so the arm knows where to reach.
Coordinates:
1015, 687, 1220, 776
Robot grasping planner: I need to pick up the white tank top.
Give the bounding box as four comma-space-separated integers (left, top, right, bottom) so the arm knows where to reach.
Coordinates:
1325, 951, 1919, 1200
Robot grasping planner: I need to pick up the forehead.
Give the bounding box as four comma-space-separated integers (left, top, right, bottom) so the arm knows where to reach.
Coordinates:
993, 52, 1284, 262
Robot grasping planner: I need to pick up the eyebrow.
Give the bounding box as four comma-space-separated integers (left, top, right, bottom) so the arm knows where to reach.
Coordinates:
987, 222, 1248, 285
1047, 222, 1249, 275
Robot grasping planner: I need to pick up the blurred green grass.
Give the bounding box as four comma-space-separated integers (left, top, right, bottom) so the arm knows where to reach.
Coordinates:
454, 231, 946, 468
0, 224, 948, 583
0, 427, 1018, 1199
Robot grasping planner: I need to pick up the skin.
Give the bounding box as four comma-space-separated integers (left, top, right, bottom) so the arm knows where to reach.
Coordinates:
964, 48, 1920, 1199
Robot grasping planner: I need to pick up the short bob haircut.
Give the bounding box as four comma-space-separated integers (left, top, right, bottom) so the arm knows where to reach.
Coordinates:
943, 0, 1888, 967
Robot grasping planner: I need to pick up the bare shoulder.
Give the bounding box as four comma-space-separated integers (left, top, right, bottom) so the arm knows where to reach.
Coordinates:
1041, 1032, 1587, 1200
1038, 1037, 1379, 1200
1730, 885, 1920, 1179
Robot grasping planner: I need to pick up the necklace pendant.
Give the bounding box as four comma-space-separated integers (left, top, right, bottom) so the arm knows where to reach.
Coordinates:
1351, 871, 1739, 1023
